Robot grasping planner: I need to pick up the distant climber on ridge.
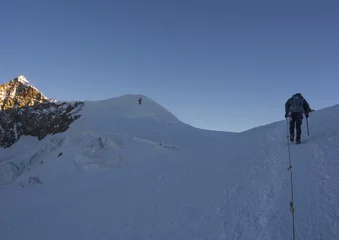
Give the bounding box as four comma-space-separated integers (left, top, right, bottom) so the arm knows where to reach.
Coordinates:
285, 93, 313, 144
138, 97, 142, 105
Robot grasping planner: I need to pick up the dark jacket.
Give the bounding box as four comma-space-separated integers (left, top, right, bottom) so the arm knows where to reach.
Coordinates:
285, 93, 312, 115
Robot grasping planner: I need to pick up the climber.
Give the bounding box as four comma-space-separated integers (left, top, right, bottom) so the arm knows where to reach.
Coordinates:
285, 93, 313, 144
138, 97, 142, 105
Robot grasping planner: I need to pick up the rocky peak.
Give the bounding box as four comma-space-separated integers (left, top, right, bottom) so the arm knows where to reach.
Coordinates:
0, 76, 84, 148
0, 75, 48, 110
13, 75, 34, 86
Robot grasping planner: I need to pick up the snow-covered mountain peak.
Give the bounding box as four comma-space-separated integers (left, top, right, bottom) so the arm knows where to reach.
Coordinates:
9, 75, 58, 103
0, 76, 48, 110
16, 75, 30, 84
12, 75, 42, 93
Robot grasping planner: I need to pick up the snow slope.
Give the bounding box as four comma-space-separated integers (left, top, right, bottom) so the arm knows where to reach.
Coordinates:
0, 94, 233, 185
0, 97, 338, 240
75, 95, 234, 148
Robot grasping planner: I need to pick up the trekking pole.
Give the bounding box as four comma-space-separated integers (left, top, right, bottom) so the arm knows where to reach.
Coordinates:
286, 118, 291, 150
306, 118, 309, 137
306, 109, 314, 137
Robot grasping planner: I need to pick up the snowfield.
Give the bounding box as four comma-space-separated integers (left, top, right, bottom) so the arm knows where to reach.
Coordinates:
0, 95, 338, 240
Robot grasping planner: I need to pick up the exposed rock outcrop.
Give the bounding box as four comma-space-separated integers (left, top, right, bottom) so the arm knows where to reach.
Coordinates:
0, 76, 48, 110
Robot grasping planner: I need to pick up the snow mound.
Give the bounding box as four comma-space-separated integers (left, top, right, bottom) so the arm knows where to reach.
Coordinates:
84, 94, 179, 122
68, 94, 234, 149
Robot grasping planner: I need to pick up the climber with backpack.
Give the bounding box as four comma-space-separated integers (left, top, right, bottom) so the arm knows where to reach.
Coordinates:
285, 93, 313, 144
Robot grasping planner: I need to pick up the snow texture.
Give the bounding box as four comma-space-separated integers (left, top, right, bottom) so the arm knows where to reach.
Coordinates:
0, 95, 338, 240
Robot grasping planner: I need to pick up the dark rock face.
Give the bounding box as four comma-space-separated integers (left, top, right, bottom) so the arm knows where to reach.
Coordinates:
0, 101, 84, 148
0, 76, 84, 148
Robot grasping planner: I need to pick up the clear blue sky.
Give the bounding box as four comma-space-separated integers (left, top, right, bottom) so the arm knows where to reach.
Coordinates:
1, 0, 338, 132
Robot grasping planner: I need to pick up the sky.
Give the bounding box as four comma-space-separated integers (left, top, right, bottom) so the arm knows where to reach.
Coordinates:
0, 0, 338, 132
